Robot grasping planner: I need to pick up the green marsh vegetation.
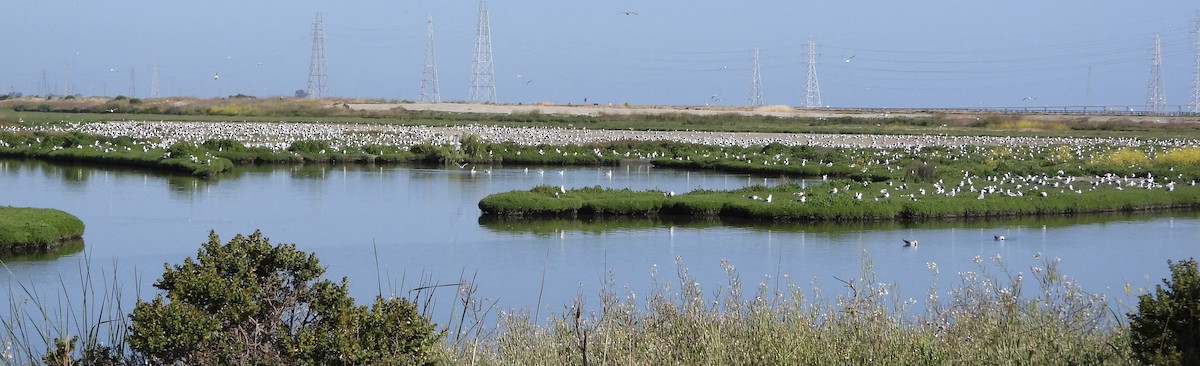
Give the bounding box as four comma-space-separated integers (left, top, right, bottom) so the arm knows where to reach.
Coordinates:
478, 210, 1200, 236
0, 207, 84, 255
483, 142, 1200, 220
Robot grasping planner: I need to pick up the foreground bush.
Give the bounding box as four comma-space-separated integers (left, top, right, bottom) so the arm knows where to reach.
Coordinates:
1129, 258, 1200, 365
127, 231, 441, 365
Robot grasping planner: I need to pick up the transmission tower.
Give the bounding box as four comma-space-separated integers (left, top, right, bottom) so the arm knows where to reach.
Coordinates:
39, 70, 49, 97
307, 13, 329, 99
150, 63, 160, 98
804, 37, 822, 108
128, 68, 136, 98
419, 15, 442, 103
64, 65, 73, 97
1147, 34, 1165, 114
749, 48, 764, 106
1190, 11, 1200, 113
469, 0, 497, 104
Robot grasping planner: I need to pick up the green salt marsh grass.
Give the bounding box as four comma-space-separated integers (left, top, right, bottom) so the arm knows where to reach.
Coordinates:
480, 181, 1200, 221
0, 207, 84, 255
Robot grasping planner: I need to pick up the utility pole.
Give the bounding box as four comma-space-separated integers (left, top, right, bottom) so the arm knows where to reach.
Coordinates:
749, 48, 764, 107
1147, 34, 1165, 114
469, 0, 497, 104
804, 37, 822, 108
419, 14, 442, 103
307, 13, 329, 99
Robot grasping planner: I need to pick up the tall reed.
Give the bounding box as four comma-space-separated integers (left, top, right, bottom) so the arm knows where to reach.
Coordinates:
443, 253, 1132, 365
1, 254, 138, 365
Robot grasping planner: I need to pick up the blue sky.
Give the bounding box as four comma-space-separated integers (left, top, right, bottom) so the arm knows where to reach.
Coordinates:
1, 1, 1197, 109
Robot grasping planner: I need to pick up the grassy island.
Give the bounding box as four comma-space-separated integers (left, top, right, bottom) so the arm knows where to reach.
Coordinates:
0, 206, 85, 255
480, 178, 1200, 221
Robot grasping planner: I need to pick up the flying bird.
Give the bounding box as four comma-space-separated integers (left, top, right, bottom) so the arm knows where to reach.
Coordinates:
213, 73, 220, 80
620, 11, 639, 15
842, 55, 855, 63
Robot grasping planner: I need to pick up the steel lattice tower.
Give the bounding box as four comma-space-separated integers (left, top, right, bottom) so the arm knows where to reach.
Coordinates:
307, 13, 329, 99
419, 15, 442, 103
128, 68, 136, 98
804, 37, 822, 108
1190, 12, 1200, 113
1148, 35, 1165, 114
749, 48, 764, 106
39, 70, 48, 97
64, 65, 73, 97
469, 0, 497, 104
150, 63, 159, 98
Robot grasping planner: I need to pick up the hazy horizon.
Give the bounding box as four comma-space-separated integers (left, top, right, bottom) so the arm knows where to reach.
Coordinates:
2, 1, 1197, 110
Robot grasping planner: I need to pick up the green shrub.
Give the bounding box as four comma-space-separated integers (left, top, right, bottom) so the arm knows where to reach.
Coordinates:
460, 133, 486, 159
287, 139, 332, 154
201, 138, 248, 152
166, 141, 199, 158
127, 231, 441, 365
1128, 258, 1200, 366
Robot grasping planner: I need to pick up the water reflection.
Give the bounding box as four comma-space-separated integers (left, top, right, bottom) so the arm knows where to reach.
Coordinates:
0, 239, 85, 262
480, 211, 1200, 236
1, 157, 1197, 328
289, 164, 332, 180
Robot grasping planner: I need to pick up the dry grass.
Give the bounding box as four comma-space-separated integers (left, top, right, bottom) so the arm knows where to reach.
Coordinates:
439, 253, 1132, 365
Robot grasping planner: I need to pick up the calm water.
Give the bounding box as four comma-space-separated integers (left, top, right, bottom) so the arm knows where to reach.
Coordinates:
2, 158, 1198, 324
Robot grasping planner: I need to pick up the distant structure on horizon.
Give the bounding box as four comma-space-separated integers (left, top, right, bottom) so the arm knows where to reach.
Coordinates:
1147, 35, 1165, 114
307, 13, 329, 99
127, 68, 136, 98
748, 48, 763, 107
804, 37, 822, 108
1190, 11, 1200, 113
419, 15, 442, 103
468, 0, 497, 104
150, 63, 159, 98
63, 65, 73, 97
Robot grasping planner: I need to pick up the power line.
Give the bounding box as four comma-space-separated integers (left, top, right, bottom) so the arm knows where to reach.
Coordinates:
804, 37, 822, 108
748, 48, 763, 106
468, 0, 497, 104
419, 14, 441, 103
307, 13, 329, 99
1147, 34, 1165, 114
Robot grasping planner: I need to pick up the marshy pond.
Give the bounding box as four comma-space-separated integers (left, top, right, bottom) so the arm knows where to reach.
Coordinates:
2, 158, 1198, 321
